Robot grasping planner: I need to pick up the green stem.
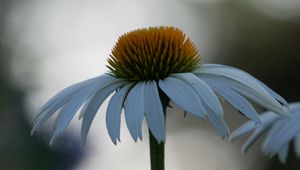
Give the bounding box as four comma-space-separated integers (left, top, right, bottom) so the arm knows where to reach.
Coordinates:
149, 131, 165, 170
149, 91, 169, 170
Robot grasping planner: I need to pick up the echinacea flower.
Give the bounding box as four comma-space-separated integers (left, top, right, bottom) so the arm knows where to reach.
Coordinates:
31, 26, 289, 146
230, 102, 300, 163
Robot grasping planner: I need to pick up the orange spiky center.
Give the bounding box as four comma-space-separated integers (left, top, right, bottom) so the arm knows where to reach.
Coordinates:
106, 26, 201, 81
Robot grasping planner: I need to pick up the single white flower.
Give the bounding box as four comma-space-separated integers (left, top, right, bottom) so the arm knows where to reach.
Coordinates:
31, 26, 289, 146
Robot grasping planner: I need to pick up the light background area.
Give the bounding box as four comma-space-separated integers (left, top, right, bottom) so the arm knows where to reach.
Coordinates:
3, 0, 284, 170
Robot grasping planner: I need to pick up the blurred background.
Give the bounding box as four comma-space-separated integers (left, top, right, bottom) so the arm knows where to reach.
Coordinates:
0, 0, 299, 170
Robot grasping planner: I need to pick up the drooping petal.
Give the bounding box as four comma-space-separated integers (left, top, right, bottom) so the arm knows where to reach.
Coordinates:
216, 77, 289, 118
230, 121, 258, 142
144, 81, 165, 143
289, 102, 300, 112
78, 98, 91, 120
230, 112, 279, 142
256, 81, 289, 108
261, 105, 300, 156
241, 125, 269, 153
261, 120, 287, 157
196, 64, 288, 107
80, 81, 126, 146
232, 102, 300, 162
31, 75, 112, 135
202, 77, 260, 123
159, 77, 206, 118
33, 76, 99, 120
172, 73, 223, 116
78, 76, 125, 119
194, 64, 289, 117
50, 85, 100, 145
203, 103, 229, 138
106, 83, 134, 144
221, 79, 290, 117
124, 82, 145, 141
263, 116, 300, 155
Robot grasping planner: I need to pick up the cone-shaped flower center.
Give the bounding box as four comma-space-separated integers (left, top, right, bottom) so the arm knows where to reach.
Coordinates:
107, 26, 201, 81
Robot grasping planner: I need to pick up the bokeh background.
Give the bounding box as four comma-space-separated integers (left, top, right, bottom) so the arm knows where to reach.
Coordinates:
1, 0, 299, 170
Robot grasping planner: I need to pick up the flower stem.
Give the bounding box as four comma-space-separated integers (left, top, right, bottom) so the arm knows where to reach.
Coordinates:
149, 131, 164, 170
149, 91, 169, 170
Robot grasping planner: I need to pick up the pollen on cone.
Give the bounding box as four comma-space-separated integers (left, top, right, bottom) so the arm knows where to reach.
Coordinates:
107, 26, 201, 81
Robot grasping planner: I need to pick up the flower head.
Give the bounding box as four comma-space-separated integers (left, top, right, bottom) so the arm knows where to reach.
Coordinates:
31, 26, 289, 146
230, 102, 300, 163
107, 27, 200, 81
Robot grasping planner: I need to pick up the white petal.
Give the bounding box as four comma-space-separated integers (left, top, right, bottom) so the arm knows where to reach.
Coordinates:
203, 103, 229, 139
264, 117, 300, 155
50, 85, 99, 145
34, 76, 97, 120
241, 125, 269, 153
195, 64, 289, 117
289, 102, 300, 111
106, 83, 134, 144
144, 81, 165, 143
230, 112, 279, 142
159, 77, 206, 118
196, 64, 289, 107
257, 81, 289, 108
79, 76, 125, 119
124, 82, 145, 141
31, 75, 110, 135
172, 73, 223, 116
80, 81, 126, 146
203, 77, 260, 123
216, 77, 289, 118
262, 120, 288, 156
